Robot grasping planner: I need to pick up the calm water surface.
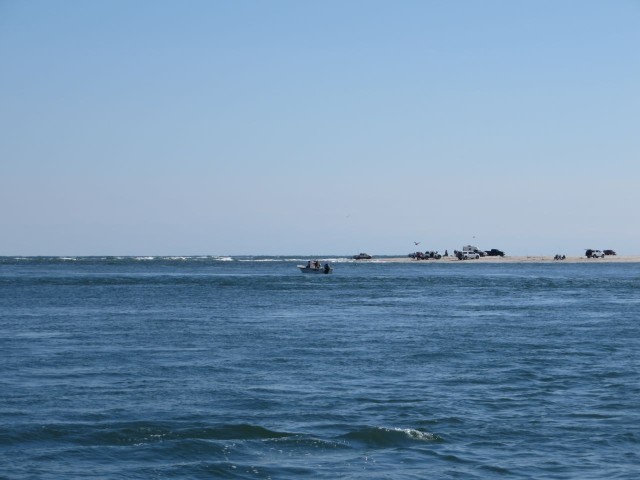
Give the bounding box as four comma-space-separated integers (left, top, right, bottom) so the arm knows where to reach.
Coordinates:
1, 257, 639, 479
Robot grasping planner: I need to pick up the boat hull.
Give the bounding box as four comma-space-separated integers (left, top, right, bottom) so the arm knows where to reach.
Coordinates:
298, 266, 332, 274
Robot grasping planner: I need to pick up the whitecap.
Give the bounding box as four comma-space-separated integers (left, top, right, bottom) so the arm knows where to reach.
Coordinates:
393, 427, 439, 441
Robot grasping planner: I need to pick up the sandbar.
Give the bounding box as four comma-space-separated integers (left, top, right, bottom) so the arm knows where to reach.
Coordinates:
370, 255, 640, 264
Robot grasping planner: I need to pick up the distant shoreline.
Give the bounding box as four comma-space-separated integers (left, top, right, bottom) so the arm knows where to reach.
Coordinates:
367, 255, 640, 264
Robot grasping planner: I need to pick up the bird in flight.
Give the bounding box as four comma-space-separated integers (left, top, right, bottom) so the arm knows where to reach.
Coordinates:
414, 241, 421, 245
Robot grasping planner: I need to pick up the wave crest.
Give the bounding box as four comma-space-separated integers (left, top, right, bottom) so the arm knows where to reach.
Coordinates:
1, 422, 294, 447
340, 426, 441, 447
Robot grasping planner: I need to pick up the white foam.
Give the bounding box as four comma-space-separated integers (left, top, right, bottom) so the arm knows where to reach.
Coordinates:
392, 427, 438, 441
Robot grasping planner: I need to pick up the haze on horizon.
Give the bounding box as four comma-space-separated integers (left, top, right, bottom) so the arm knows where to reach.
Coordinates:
1, 1, 638, 257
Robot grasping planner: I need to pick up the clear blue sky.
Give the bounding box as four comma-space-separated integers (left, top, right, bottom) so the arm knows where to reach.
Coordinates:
1, 0, 638, 256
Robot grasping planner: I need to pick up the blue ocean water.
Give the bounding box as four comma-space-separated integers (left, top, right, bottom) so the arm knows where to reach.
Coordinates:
1, 256, 639, 479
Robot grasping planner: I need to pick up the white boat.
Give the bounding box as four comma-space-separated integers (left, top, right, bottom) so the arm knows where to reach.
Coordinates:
298, 261, 332, 274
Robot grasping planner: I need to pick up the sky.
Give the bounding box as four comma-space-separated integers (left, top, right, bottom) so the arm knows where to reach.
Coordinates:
1, 0, 639, 256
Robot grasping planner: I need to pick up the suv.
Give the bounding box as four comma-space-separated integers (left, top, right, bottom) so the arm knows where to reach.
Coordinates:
462, 251, 480, 260
462, 245, 486, 257
485, 249, 505, 257
586, 249, 605, 258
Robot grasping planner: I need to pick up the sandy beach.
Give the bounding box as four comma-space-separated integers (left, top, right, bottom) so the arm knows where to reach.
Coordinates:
375, 255, 640, 264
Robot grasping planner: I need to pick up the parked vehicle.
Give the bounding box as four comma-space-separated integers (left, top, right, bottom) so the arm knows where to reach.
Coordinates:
603, 250, 617, 256
353, 253, 372, 260
463, 245, 485, 257
485, 249, 505, 257
409, 251, 442, 260
462, 251, 480, 260
586, 249, 605, 258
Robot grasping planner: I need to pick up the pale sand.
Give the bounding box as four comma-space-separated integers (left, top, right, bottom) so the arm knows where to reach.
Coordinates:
370, 255, 640, 264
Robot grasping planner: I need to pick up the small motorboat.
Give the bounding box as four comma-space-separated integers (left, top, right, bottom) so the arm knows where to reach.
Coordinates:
298, 261, 332, 274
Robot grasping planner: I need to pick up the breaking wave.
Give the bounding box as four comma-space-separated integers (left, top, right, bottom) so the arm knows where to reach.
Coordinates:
340, 426, 441, 447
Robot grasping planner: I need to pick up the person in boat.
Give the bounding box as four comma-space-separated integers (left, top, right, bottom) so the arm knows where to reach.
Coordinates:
306, 260, 312, 268
323, 263, 330, 273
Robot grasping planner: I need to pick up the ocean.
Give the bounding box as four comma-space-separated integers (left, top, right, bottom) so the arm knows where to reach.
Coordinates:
1, 256, 639, 479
